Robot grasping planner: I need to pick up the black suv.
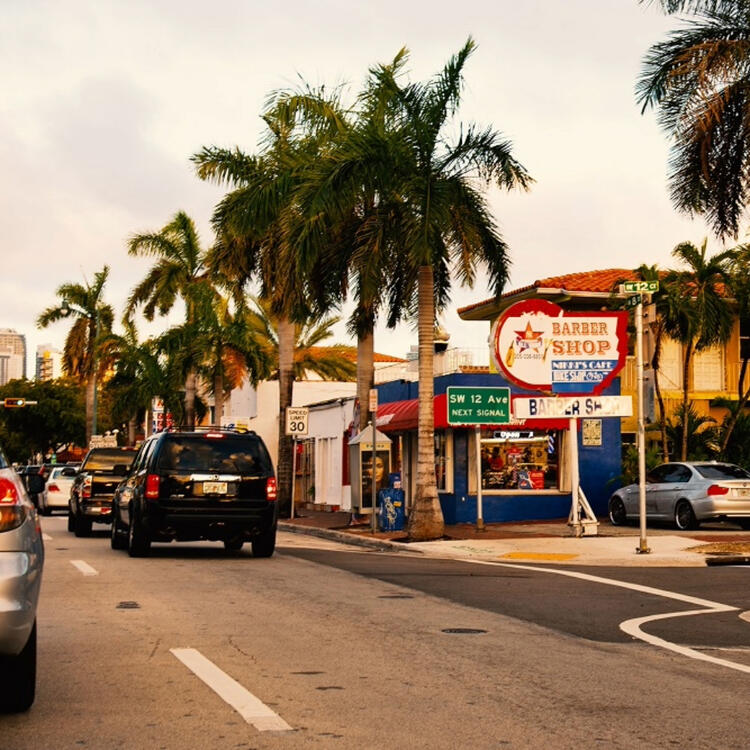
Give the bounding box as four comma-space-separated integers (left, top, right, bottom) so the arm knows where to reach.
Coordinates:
110, 429, 277, 557
68, 447, 137, 536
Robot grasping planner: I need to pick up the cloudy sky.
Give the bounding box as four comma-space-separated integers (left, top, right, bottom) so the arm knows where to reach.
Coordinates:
2, 0, 725, 375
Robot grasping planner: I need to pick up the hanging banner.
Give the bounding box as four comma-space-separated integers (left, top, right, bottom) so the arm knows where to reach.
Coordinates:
490, 299, 628, 395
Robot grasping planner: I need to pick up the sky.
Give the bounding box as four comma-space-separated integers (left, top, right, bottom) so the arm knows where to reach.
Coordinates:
1, 0, 728, 377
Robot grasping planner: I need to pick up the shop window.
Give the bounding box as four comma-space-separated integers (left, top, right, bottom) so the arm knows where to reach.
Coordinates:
434, 431, 452, 492
471, 428, 561, 492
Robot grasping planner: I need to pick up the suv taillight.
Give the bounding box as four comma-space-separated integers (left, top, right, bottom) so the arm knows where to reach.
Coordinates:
0, 477, 25, 532
145, 474, 160, 500
266, 477, 277, 502
82, 475, 92, 499
707, 484, 730, 496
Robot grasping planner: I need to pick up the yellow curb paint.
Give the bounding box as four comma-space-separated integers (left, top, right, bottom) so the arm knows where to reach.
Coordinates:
499, 552, 579, 561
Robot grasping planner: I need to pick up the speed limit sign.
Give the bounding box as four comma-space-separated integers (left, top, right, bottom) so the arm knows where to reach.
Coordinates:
285, 407, 309, 436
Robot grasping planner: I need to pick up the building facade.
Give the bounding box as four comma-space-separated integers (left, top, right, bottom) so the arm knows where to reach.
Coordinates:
0, 328, 26, 385
35, 344, 63, 381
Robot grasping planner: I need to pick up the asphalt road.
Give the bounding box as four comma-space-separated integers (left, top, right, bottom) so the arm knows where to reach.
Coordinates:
3, 517, 750, 749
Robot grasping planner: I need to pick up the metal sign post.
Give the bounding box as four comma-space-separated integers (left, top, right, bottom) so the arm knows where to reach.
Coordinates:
369, 389, 378, 534
635, 297, 650, 554
475, 427, 484, 531
285, 407, 309, 521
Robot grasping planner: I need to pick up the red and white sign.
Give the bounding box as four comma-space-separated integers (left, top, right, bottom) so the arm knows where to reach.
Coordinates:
491, 299, 628, 396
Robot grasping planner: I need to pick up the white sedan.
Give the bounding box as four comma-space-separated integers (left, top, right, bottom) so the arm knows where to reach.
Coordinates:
39, 465, 77, 516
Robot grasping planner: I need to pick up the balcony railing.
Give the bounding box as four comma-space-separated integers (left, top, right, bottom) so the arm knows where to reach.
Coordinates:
374, 347, 490, 384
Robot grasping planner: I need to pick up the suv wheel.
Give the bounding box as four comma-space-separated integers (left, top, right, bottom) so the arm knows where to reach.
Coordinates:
73, 510, 92, 537
111, 511, 127, 550
0, 620, 36, 712
251, 524, 276, 558
127, 507, 151, 557
223, 537, 244, 552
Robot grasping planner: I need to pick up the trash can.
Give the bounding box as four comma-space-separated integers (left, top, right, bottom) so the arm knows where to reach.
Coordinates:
377, 488, 405, 532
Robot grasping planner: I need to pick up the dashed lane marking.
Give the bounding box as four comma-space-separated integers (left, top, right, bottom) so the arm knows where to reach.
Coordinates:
42, 533, 52, 541
70, 559, 98, 576
465, 558, 750, 675
171, 647, 293, 732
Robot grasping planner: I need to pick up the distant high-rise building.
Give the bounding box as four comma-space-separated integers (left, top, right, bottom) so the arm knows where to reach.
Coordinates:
0, 328, 26, 386
36, 344, 63, 381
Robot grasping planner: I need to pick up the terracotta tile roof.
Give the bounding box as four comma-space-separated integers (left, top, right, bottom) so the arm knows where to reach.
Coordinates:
458, 268, 640, 317
307, 346, 406, 364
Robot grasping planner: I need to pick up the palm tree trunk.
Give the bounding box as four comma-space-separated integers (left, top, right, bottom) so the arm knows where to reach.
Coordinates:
85, 376, 96, 446
357, 329, 374, 432
184, 369, 197, 430
680, 341, 694, 461
214, 372, 225, 426
407, 265, 445, 542
651, 327, 669, 461
277, 316, 295, 517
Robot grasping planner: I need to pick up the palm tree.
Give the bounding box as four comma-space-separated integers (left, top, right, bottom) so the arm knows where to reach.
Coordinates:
99, 320, 165, 446
664, 239, 734, 459
362, 39, 532, 540
193, 102, 339, 515
126, 211, 211, 430
193, 292, 272, 424
638, 0, 750, 238
247, 296, 356, 381
37, 266, 114, 444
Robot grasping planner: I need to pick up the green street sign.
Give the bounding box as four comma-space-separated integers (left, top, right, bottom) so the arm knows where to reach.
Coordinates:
622, 280, 659, 293
446, 386, 511, 425
624, 294, 641, 309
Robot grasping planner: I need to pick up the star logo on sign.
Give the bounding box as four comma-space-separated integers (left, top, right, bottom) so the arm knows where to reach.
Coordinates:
514, 322, 543, 352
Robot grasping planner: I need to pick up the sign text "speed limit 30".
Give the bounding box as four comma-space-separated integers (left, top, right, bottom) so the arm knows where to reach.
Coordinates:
285, 407, 309, 436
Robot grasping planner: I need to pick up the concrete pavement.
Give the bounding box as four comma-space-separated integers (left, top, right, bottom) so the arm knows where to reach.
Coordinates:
279, 510, 750, 567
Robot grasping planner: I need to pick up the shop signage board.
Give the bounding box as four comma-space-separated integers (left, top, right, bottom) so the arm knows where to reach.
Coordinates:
446, 386, 511, 425
490, 299, 628, 395
513, 395, 632, 419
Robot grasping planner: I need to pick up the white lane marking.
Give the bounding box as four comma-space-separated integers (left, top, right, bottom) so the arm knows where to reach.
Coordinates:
464, 559, 750, 674
171, 648, 293, 732
42, 533, 52, 541
70, 559, 99, 576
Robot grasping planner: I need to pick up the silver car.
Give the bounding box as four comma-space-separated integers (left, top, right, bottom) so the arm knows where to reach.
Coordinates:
0, 447, 44, 712
608, 461, 750, 531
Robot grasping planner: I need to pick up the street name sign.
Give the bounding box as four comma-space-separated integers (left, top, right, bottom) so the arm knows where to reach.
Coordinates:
285, 407, 309, 436
624, 294, 641, 310
446, 386, 511, 425
622, 280, 659, 293
513, 395, 632, 419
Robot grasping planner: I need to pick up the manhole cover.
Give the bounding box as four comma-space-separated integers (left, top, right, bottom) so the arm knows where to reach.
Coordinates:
116, 601, 140, 609
378, 594, 414, 599
441, 628, 487, 635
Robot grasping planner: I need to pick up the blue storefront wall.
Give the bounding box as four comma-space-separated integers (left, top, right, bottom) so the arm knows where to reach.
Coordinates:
377, 372, 622, 524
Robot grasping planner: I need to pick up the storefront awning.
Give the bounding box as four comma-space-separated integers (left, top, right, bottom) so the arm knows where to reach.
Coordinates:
376, 394, 448, 432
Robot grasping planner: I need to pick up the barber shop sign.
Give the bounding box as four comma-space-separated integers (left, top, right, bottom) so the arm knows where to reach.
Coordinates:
490, 299, 628, 395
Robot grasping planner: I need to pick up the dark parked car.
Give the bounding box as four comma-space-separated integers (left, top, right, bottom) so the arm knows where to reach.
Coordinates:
0, 448, 44, 712
68, 447, 137, 536
110, 429, 277, 557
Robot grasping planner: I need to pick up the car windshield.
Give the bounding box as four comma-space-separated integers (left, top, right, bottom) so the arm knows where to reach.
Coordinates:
82, 449, 136, 472
157, 435, 271, 474
695, 464, 750, 480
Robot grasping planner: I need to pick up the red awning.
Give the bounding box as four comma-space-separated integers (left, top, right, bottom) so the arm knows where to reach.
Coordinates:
376, 394, 448, 432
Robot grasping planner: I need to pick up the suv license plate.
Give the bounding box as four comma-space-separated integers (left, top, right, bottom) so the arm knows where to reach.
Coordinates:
203, 481, 228, 495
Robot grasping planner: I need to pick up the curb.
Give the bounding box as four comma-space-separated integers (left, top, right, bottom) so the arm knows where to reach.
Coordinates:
705, 555, 750, 567
278, 522, 411, 553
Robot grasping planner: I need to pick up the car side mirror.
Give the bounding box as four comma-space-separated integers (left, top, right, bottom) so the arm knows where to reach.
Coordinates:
25, 474, 45, 494
113, 464, 129, 477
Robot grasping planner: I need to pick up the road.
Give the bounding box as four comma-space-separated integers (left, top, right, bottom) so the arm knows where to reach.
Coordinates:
3, 515, 750, 749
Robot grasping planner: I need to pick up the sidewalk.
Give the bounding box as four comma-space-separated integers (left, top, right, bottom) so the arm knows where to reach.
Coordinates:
279, 510, 750, 567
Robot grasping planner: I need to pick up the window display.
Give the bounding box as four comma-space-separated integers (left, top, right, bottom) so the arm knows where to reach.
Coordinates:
480, 429, 560, 491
